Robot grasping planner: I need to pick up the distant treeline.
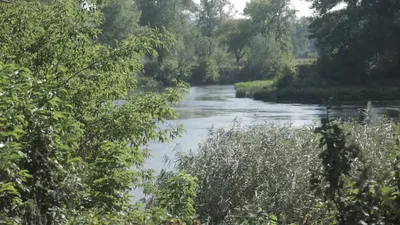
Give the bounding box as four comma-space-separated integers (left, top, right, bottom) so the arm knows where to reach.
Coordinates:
99, 0, 317, 86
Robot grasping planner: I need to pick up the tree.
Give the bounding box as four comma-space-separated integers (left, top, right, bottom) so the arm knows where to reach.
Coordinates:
195, 0, 235, 55
217, 19, 253, 63
158, 172, 198, 223
137, 0, 194, 29
242, 34, 292, 80
98, 0, 141, 46
243, 0, 295, 72
195, 0, 235, 36
136, 0, 198, 85
244, 0, 295, 43
0, 0, 185, 223
308, 0, 400, 84
291, 17, 317, 58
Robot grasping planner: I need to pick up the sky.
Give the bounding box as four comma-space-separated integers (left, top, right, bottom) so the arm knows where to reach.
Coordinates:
230, 0, 314, 18
193, 0, 315, 18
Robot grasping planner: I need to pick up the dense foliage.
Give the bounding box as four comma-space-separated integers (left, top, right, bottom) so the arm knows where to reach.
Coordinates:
175, 111, 400, 224
3, 0, 400, 224
0, 0, 196, 224
234, 0, 400, 103
308, 0, 400, 85
98, 0, 316, 86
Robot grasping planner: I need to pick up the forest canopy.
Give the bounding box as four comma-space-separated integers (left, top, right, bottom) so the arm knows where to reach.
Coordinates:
97, 0, 316, 86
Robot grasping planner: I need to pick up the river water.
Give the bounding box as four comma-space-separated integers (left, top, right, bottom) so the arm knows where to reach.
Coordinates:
134, 85, 399, 199
144, 85, 400, 171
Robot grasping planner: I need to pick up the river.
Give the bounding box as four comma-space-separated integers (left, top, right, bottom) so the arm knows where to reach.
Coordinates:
134, 85, 399, 200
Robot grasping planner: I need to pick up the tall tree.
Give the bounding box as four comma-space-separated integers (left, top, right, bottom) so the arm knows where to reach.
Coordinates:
98, 0, 141, 46
244, 0, 295, 42
291, 17, 317, 58
137, 0, 194, 63
196, 0, 235, 36
308, 0, 400, 84
137, 0, 193, 29
243, 34, 292, 80
0, 0, 185, 223
195, 0, 235, 55
217, 19, 253, 63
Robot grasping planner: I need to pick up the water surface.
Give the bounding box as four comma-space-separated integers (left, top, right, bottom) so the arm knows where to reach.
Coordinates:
145, 85, 399, 172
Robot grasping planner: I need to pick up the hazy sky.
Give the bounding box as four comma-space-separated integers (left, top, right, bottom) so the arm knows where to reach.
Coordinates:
193, 0, 314, 18
230, 0, 314, 18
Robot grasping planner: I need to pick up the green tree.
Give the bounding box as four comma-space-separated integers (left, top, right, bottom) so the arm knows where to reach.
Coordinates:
195, 0, 235, 37
242, 34, 292, 81
244, 0, 294, 43
192, 56, 220, 84
98, 0, 141, 46
0, 0, 185, 223
239, 0, 295, 82
137, 0, 193, 29
195, 0, 235, 56
217, 19, 253, 63
308, 0, 400, 84
158, 172, 198, 223
291, 17, 317, 58
136, 0, 200, 86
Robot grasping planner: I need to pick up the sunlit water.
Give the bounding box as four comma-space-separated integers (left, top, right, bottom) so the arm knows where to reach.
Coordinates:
132, 85, 400, 200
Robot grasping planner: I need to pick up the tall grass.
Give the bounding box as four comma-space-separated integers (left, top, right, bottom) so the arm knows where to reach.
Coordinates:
253, 87, 400, 103
175, 118, 399, 224
234, 61, 400, 103
234, 80, 274, 98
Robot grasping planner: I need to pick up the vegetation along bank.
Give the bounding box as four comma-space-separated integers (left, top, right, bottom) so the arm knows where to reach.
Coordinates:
235, 62, 400, 104
233, 0, 400, 104
1, 0, 400, 224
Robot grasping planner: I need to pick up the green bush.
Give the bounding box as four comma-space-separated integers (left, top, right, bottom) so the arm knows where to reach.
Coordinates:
251, 87, 400, 103
310, 115, 400, 224
177, 118, 400, 224
234, 80, 275, 98
158, 172, 198, 223
177, 122, 320, 224
0, 1, 189, 224
274, 64, 297, 89
191, 57, 220, 84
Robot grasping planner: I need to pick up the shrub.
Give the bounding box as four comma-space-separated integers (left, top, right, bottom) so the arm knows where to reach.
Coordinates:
234, 80, 275, 98
177, 122, 321, 224
158, 172, 198, 223
310, 115, 400, 224
274, 64, 297, 89
176, 118, 400, 224
0, 1, 187, 223
191, 57, 220, 84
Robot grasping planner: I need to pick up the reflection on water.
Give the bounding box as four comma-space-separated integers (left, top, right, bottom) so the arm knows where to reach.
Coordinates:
132, 85, 400, 200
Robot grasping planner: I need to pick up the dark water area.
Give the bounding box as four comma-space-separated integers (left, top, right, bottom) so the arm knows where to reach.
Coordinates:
133, 85, 400, 200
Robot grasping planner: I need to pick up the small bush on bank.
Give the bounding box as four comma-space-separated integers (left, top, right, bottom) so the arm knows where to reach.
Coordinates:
175, 118, 400, 224
234, 80, 275, 97
177, 122, 320, 224
252, 87, 400, 103
274, 64, 297, 89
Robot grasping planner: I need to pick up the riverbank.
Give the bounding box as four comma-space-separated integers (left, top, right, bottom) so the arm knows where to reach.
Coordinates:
176, 117, 400, 224
234, 80, 275, 98
235, 80, 400, 104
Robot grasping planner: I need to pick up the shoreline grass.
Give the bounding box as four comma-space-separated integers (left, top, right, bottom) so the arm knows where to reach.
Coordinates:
177, 118, 400, 224
234, 84, 400, 104
234, 80, 274, 98
234, 61, 400, 104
